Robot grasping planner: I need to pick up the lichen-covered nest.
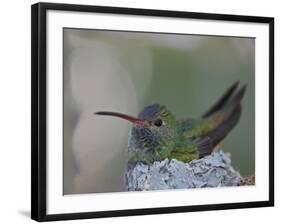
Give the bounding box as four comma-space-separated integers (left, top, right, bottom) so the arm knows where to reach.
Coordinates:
124, 150, 242, 191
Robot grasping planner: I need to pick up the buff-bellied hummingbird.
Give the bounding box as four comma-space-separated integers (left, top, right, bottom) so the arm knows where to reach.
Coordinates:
95, 81, 246, 165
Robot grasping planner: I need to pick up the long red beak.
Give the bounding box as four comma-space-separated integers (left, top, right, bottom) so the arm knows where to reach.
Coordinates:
95, 111, 146, 125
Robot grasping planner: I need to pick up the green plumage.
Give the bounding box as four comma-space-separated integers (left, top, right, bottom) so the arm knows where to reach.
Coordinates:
95, 81, 246, 165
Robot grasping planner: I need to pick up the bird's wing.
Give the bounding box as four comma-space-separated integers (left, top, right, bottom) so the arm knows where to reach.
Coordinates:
183, 83, 246, 158
194, 104, 242, 158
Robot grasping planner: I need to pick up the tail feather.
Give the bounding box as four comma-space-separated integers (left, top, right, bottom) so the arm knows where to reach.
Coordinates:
196, 83, 246, 158
228, 84, 247, 108
202, 81, 239, 118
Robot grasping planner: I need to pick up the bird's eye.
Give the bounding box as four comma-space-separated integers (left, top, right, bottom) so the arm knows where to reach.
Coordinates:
154, 119, 163, 127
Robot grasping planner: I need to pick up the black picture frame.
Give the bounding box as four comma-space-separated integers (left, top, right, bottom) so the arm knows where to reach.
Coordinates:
31, 2, 274, 222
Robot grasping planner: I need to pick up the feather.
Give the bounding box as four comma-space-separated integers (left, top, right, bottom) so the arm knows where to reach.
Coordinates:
202, 81, 239, 118
195, 84, 246, 158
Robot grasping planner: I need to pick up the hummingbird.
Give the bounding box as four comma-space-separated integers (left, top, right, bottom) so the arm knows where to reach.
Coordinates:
95, 81, 246, 165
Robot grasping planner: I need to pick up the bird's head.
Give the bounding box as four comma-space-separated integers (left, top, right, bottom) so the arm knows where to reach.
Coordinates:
95, 104, 178, 164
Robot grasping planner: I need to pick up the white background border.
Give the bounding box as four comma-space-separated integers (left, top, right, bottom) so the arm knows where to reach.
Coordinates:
46, 10, 269, 214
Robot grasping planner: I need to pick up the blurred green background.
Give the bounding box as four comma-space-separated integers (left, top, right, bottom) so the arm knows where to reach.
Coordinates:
63, 29, 255, 194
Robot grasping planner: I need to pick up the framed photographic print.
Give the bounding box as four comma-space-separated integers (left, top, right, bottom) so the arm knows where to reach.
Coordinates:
31, 2, 274, 222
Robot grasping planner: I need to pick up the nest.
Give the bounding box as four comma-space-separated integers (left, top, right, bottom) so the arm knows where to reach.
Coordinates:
124, 150, 247, 191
